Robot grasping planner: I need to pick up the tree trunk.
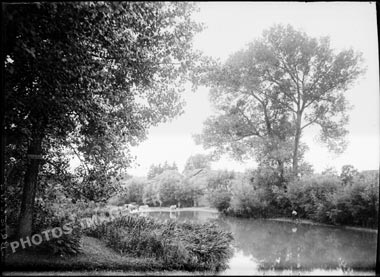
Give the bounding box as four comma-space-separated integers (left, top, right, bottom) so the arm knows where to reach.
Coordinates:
292, 113, 302, 176
376, 163, 380, 276
277, 159, 285, 186
18, 136, 42, 238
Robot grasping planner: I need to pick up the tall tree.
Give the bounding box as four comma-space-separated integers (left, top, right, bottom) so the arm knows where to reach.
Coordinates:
3, 2, 204, 238
196, 24, 365, 175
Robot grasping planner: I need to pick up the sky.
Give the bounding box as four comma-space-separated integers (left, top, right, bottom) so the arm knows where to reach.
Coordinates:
127, 2, 379, 176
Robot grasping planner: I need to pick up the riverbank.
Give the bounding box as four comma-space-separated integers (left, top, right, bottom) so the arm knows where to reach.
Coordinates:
3, 269, 375, 276
3, 210, 377, 275
267, 217, 378, 233
138, 207, 377, 233
3, 210, 232, 273
137, 206, 219, 213
144, 207, 378, 233
3, 235, 217, 274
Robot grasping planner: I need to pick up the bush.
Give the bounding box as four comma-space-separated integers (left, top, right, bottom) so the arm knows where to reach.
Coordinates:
206, 170, 236, 212
229, 191, 261, 218
285, 174, 379, 227
32, 205, 82, 256
225, 170, 378, 228
155, 170, 183, 206
286, 175, 340, 222
107, 194, 129, 206
86, 213, 234, 271
226, 167, 292, 218
228, 179, 270, 218
37, 219, 82, 256
119, 177, 146, 205
142, 181, 160, 206
209, 189, 232, 212
30, 199, 110, 257
328, 175, 379, 227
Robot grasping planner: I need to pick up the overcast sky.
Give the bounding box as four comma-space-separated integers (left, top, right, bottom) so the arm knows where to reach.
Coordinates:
128, 2, 379, 176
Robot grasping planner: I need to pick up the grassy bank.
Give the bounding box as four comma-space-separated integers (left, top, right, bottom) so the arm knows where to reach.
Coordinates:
3, 236, 166, 272
3, 212, 233, 273
85, 214, 233, 271
3, 235, 229, 273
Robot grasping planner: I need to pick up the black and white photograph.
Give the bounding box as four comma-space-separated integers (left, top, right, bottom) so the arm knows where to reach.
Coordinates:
1, 1, 379, 275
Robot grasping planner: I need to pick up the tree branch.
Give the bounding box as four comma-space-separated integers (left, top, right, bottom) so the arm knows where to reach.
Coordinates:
67, 143, 90, 173
236, 108, 263, 138
301, 116, 320, 130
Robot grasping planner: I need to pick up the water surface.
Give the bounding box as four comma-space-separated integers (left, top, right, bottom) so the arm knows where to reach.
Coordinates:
145, 210, 377, 275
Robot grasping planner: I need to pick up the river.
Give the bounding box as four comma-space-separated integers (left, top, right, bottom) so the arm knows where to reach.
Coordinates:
145, 210, 377, 275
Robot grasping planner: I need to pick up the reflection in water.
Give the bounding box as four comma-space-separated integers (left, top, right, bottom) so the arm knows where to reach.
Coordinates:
220, 248, 259, 275
146, 211, 377, 274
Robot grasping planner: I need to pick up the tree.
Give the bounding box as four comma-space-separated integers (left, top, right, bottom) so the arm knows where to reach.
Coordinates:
4, 2, 204, 238
154, 170, 183, 206
142, 181, 160, 207
175, 179, 204, 207
120, 177, 146, 205
205, 170, 235, 211
340, 165, 359, 186
183, 153, 211, 174
147, 161, 178, 179
321, 167, 338, 176
182, 163, 211, 207
196, 24, 365, 176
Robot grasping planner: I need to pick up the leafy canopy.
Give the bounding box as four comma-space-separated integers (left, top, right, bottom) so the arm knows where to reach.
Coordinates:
195, 24, 365, 173
4, 1, 205, 192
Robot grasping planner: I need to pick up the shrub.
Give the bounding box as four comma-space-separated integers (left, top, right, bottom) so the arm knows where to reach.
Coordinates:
228, 180, 269, 218
175, 179, 204, 207
328, 175, 379, 227
209, 189, 232, 212
286, 174, 378, 227
224, 170, 378, 228
155, 170, 183, 206
33, 206, 82, 256
37, 220, 82, 256
270, 185, 292, 216
119, 177, 146, 205
206, 170, 235, 212
107, 194, 128, 206
286, 174, 340, 221
176, 221, 234, 271
225, 167, 292, 218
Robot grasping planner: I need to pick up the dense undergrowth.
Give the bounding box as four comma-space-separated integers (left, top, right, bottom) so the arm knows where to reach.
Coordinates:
4, 198, 234, 272
213, 170, 379, 228
84, 212, 234, 271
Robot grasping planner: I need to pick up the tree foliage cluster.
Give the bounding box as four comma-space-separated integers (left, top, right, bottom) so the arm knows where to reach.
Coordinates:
195, 24, 365, 178
3, 1, 207, 238
107, 154, 233, 208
